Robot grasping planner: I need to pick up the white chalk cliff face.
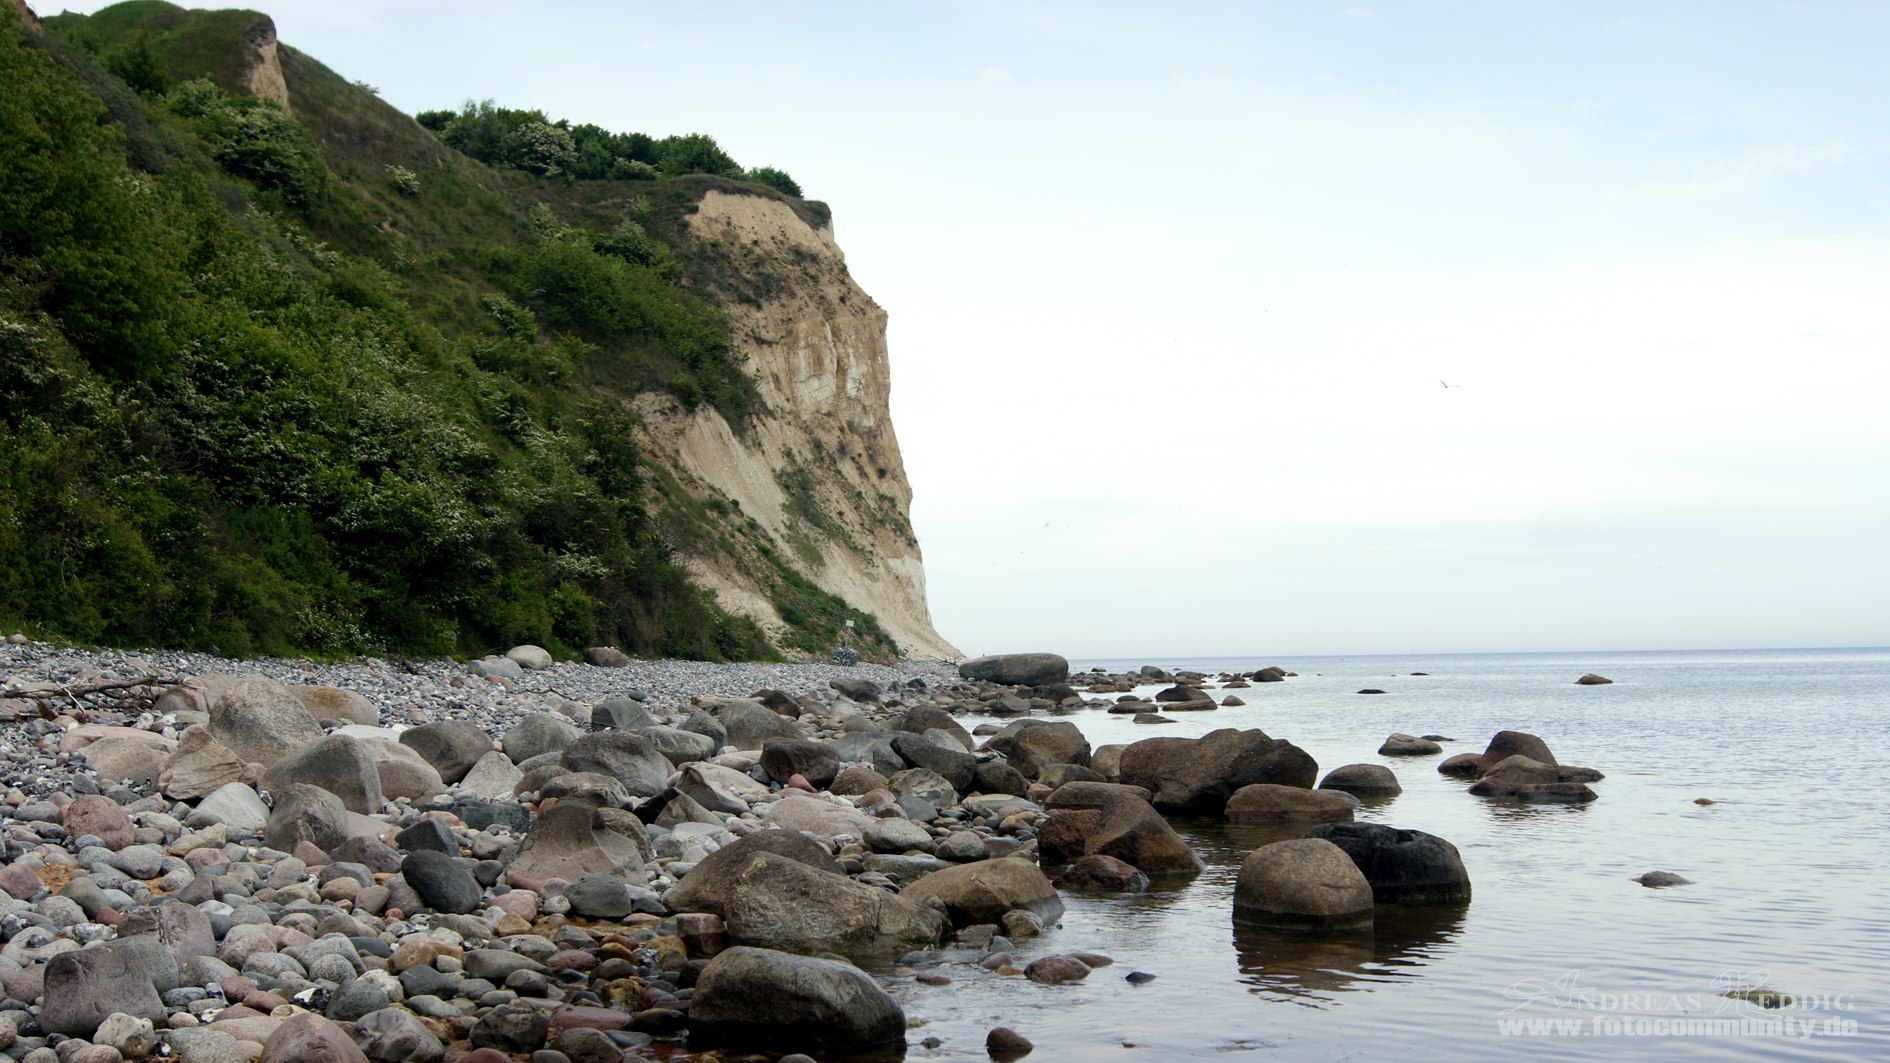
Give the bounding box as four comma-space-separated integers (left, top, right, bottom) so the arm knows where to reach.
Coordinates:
633, 191, 961, 660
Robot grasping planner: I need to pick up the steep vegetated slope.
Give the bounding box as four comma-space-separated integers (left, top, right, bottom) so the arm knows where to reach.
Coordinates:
0, 1, 957, 662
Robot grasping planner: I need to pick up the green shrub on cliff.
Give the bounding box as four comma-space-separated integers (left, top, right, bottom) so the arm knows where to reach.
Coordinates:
0, 5, 777, 662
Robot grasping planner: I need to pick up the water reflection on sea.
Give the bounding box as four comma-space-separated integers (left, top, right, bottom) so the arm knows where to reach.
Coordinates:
874, 647, 1889, 1062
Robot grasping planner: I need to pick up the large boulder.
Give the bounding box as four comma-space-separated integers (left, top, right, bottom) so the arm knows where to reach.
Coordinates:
1467, 755, 1599, 803
1044, 781, 1152, 810
887, 767, 956, 811
1318, 763, 1402, 797
719, 852, 947, 961
39, 947, 168, 1036
958, 653, 1070, 687
590, 697, 656, 732
401, 850, 484, 914
192, 782, 270, 831
503, 797, 650, 891
158, 725, 252, 799
1150, 728, 1317, 815
261, 1012, 370, 1063
1378, 733, 1443, 757
761, 794, 873, 838
286, 685, 379, 727
889, 732, 976, 793
351, 1007, 444, 1063
1005, 721, 1091, 781
831, 732, 905, 777
501, 713, 582, 763
506, 644, 554, 670
261, 734, 384, 814
398, 721, 492, 784
62, 793, 134, 849
264, 783, 349, 854
203, 674, 325, 767
1232, 838, 1375, 929
758, 739, 841, 789
895, 706, 975, 751
1224, 784, 1358, 824
1307, 823, 1472, 904
1478, 731, 1557, 771
637, 725, 718, 765
118, 903, 215, 970
359, 738, 447, 802
1053, 854, 1150, 892
1084, 794, 1204, 875
70, 727, 173, 789
560, 732, 674, 799
899, 856, 1065, 928
689, 947, 906, 1053
1116, 736, 1196, 793
675, 763, 762, 815
664, 830, 845, 916
714, 699, 806, 750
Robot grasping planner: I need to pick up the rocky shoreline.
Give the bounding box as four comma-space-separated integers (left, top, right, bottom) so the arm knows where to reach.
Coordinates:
0, 640, 1583, 1062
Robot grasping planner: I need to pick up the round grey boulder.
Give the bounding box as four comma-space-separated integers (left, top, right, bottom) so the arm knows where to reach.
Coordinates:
1318, 763, 1402, 797
1232, 838, 1375, 929
689, 946, 907, 1052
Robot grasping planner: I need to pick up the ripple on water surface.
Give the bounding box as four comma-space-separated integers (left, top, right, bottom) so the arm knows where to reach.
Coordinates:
889, 648, 1888, 1062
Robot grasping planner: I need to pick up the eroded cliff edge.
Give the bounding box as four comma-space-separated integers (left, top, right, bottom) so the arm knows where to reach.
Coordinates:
636, 191, 960, 661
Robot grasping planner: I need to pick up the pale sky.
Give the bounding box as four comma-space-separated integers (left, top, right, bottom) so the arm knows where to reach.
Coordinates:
53, 1, 1890, 657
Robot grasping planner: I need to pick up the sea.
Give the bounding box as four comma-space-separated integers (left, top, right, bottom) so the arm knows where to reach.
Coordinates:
889, 646, 1890, 1062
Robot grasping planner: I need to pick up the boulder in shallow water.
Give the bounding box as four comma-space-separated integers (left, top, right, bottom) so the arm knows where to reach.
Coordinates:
1053, 854, 1150, 892
1307, 822, 1472, 904
1633, 871, 1692, 888
1085, 793, 1203, 875
1467, 755, 1600, 802
899, 856, 1065, 928
1378, 733, 1443, 757
1318, 763, 1402, 797
1478, 730, 1557, 770
1576, 673, 1614, 685
1224, 784, 1359, 824
1150, 728, 1317, 815
1232, 838, 1374, 929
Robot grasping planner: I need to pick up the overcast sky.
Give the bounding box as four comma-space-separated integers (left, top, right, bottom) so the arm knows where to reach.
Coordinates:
54, 1, 1890, 657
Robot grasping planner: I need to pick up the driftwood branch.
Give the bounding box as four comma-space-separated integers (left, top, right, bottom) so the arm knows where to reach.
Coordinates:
3, 675, 183, 701
1, 675, 184, 718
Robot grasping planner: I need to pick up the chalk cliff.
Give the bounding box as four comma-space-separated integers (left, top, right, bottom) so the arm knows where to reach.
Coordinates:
636, 192, 960, 660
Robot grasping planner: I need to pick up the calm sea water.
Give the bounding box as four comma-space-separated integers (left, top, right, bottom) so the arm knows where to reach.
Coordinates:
881, 647, 1889, 1062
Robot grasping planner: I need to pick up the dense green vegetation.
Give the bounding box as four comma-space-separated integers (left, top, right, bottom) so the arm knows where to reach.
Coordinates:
0, 2, 858, 662
415, 100, 804, 196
